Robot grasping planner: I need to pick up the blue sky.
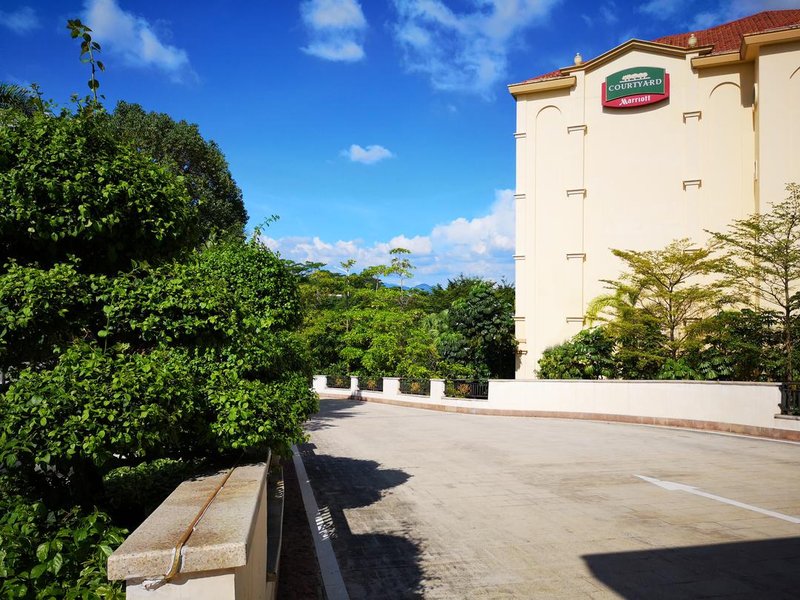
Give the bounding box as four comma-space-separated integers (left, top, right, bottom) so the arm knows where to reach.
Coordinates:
1, 0, 796, 284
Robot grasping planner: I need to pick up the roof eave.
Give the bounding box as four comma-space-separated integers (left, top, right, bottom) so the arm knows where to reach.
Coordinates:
509, 39, 710, 97
508, 75, 576, 98
561, 39, 713, 77
691, 51, 742, 69
741, 26, 800, 60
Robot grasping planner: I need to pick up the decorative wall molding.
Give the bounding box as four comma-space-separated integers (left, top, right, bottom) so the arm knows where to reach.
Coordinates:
566, 188, 587, 198
514, 131, 527, 139
513, 254, 526, 261
682, 179, 702, 189
682, 110, 702, 122
566, 316, 584, 323
567, 124, 588, 134
566, 253, 586, 260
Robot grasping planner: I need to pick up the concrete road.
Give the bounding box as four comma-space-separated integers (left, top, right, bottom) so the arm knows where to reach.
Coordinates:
299, 399, 800, 599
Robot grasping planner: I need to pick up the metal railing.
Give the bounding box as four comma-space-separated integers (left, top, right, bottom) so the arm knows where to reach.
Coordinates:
357, 376, 383, 392
399, 378, 430, 396
326, 374, 351, 389
779, 382, 800, 415
445, 379, 489, 400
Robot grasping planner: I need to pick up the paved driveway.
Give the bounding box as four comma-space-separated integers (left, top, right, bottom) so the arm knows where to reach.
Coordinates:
299, 399, 800, 599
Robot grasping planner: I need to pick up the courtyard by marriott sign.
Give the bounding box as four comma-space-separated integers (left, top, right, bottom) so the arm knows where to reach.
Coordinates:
602, 66, 670, 108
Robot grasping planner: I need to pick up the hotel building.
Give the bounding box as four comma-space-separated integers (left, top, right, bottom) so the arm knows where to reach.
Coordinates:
509, 10, 800, 378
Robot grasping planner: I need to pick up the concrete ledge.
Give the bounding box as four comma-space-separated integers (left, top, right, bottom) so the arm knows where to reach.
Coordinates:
108, 459, 275, 600
108, 463, 267, 581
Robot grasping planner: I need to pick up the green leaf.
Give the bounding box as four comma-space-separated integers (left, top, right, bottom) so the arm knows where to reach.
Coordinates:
50, 552, 64, 575
36, 542, 49, 562
30, 563, 47, 579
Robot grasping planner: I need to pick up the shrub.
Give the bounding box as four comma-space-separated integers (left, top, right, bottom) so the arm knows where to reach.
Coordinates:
537, 327, 616, 379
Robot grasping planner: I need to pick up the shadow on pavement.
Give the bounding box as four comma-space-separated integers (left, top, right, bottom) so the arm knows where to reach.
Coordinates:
298, 442, 426, 599
304, 398, 364, 432
584, 536, 800, 599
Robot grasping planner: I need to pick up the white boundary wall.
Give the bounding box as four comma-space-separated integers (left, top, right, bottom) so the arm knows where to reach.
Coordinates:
313, 376, 800, 441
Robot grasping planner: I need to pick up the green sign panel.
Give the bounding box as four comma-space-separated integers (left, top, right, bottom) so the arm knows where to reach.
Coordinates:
603, 66, 669, 108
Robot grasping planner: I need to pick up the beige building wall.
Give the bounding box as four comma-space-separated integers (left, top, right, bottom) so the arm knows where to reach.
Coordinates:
511, 34, 800, 378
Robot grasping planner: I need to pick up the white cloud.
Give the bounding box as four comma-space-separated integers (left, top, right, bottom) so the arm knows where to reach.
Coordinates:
431, 189, 514, 256
305, 40, 365, 62
343, 144, 394, 164
391, 0, 562, 96
83, 0, 194, 82
389, 234, 433, 255
600, 3, 619, 25
0, 6, 39, 34
301, 0, 367, 62
689, 12, 721, 30
261, 189, 515, 284
302, 0, 366, 28
639, 0, 686, 18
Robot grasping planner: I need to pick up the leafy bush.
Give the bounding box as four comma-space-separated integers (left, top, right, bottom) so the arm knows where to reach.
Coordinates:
656, 358, 701, 380
0, 102, 317, 596
0, 109, 197, 273
0, 495, 125, 599
537, 328, 616, 379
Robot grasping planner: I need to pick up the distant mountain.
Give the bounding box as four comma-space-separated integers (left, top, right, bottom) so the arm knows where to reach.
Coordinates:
382, 282, 434, 293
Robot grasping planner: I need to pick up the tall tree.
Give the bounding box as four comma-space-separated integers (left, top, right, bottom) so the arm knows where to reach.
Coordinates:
388, 247, 413, 291
109, 101, 247, 238
445, 282, 516, 378
709, 183, 800, 380
590, 238, 726, 361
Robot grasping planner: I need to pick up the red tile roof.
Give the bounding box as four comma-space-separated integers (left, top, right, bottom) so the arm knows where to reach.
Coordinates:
653, 9, 800, 53
514, 9, 800, 85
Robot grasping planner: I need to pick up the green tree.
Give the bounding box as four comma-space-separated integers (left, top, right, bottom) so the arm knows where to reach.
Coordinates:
429, 275, 491, 312
709, 183, 800, 381
590, 238, 725, 363
388, 247, 414, 291
0, 101, 315, 596
689, 309, 785, 381
109, 101, 247, 238
0, 109, 198, 273
445, 282, 516, 378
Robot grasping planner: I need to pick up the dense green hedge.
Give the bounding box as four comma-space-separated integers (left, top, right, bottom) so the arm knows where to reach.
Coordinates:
0, 106, 317, 596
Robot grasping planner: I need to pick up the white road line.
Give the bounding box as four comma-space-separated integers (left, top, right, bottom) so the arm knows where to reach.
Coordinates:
636, 475, 800, 524
292, 445, 350, 600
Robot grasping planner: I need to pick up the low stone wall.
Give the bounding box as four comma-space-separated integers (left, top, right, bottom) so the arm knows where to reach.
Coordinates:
108, 457, 283, 599
312, 376, 800, 442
